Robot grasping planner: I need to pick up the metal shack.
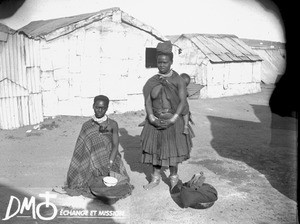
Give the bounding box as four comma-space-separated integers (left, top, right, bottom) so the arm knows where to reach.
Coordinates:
0, 23, 43, 129
171, 34, 263, 98
242, 38, 286, 84
1, 7, 168, 129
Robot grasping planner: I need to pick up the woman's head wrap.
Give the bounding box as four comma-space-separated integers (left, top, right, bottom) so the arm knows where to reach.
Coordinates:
156, 40, 172, 53
156, 40, 173, 61
93, 95, 109, 106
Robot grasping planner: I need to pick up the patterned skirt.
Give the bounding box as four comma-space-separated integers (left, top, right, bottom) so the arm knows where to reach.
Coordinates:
141, 111, 193, 167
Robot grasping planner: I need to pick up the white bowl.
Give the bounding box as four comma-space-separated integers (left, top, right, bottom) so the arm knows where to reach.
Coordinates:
103, 176, 118, 187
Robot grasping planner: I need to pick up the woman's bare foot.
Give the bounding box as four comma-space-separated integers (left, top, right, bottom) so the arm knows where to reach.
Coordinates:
143, 174, 161, 190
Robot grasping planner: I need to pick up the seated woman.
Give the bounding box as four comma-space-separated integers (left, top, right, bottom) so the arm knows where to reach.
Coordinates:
64, 95, 132, 197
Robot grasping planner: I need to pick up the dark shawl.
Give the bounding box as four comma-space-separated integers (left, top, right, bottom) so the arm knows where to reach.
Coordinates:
143, 71, 189, 116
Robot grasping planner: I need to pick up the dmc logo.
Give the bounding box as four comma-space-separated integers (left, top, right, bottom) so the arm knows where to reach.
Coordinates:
2, 191, 58, 221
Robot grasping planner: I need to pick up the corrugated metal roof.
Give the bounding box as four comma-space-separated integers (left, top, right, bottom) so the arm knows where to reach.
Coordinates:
17, 7, 167, 41
241, 38, 285, 49
0, 23, 15, 34
0, 23, 15, 41
179, 34, 262, 63
18, 7, 120, 39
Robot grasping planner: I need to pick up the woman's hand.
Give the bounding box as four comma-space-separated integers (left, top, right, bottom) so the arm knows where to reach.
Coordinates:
149, 114, 179, 129
159, 114, 178, 129
148, 114, 164, 129
159, 119, 173, 129
152, 119, 165, 129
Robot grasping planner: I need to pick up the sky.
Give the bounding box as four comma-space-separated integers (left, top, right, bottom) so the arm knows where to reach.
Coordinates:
0, 0, 285, 42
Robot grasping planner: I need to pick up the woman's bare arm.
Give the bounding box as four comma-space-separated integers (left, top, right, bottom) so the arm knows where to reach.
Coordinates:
109, 120, 119, 165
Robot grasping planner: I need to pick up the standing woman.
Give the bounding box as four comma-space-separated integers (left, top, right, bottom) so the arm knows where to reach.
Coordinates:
141, 41, 193, 190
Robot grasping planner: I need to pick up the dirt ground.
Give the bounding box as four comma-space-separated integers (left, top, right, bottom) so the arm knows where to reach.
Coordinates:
0, 84, 298, 224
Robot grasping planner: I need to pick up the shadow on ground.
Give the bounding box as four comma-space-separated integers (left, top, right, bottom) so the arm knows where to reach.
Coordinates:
251, 104, 297, 148
204, 104, 297, 201
119, 128, 169, 186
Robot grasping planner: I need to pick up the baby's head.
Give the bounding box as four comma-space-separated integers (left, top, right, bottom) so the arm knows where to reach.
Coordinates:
180, 73, 191, 86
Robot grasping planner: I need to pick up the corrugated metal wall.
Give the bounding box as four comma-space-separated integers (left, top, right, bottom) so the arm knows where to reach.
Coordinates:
0, 33, 43, 129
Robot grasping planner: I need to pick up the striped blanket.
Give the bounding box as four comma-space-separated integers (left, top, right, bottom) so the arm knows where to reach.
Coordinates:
65, 119, 129, 195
